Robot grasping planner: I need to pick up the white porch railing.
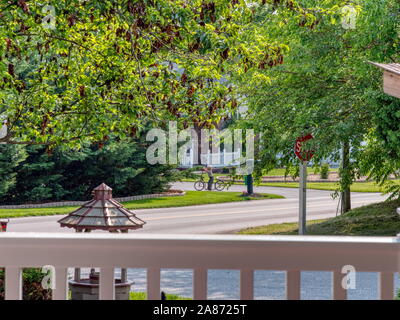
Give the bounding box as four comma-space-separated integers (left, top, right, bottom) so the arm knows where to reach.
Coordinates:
0, 233, 399, 300
180, 149, 241, 168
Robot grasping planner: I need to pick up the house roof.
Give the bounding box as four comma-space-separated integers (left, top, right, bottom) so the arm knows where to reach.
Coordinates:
369, 61, 400, 75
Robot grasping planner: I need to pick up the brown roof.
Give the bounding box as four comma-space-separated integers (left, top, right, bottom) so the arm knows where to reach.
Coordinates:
369, 61, 400, 75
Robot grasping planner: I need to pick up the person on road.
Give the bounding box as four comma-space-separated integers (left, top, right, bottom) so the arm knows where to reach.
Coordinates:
203, 166, 214, 191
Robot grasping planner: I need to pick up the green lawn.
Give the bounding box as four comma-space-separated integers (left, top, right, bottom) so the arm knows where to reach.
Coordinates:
182, 169, 387, 193
130, 292, 191, 300
123, 191, 283, 209
0, 191, 283, 219
182, 180, 383, 192
183, 180, 384, 192
258, 181, 385, 193
238, 199, 400, 236
238, 219, 327, 235
262, 168, 338, 176
182, 169, 318, 182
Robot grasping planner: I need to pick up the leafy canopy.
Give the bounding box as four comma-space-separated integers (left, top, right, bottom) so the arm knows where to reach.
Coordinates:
0, 0, 340, 146
238, 0, 400, 190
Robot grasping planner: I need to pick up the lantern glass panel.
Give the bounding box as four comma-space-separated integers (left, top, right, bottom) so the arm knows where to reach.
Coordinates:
106, 209, 127, 217
85, 208, 105, 217
109, 217, 131, 226
79, 217, 106, 226
70, 208, 89, 217
104, 201, 115, 208
63, 216, 79, 224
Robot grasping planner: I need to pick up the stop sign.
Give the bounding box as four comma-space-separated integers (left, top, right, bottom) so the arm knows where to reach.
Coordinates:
294, 134, 314, 162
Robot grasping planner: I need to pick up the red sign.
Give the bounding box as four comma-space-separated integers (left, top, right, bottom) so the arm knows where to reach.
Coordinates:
295, 134, 314, 162
0, 221, 8, 232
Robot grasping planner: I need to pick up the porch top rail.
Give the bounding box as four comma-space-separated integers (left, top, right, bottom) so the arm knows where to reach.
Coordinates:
0, 233, 399, 273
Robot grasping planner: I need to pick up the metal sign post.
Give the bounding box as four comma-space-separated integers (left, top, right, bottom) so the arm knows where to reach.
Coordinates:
294, 134, 314, 236
299, 161, 307, 235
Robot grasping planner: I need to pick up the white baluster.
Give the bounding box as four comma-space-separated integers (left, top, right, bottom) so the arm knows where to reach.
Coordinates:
333, 270, 347, 300
53, 267, 69, 300
240, 269, 254, 300
99, 267, 115, 300
5, 267, 22, 300
379, 272, 394, 300
286, 270, 301, 300
147, 268, 161, 300
193, 268, 207, 300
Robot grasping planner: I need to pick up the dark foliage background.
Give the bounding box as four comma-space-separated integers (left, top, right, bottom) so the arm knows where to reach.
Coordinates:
0, 135, 180, 204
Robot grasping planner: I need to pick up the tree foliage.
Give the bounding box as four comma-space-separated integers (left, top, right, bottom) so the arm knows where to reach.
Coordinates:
238, 0, 400, 194
0, 144, 26, 195
0, 0, 320, 146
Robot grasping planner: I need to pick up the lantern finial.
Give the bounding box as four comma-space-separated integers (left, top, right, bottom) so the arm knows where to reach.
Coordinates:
93, 183, 113, 200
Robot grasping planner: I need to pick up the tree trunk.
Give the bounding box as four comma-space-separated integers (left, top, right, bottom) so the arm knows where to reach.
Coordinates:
193, 124, 202, 166
341, 141, 351, 214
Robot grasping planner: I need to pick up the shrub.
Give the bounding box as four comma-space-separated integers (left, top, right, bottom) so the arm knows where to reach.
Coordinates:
222, 167, 230, 174
320, 163, 330, 179
0, 268, 52, 300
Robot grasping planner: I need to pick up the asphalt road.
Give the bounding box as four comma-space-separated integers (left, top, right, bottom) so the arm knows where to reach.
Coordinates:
7, 182, 387, 234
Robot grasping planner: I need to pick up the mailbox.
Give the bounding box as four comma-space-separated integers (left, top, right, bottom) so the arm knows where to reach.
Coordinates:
369, 62, 400, 99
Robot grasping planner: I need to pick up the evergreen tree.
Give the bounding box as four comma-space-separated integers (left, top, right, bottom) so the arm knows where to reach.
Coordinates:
0, 144, 26, 199
10, 145, 67, 203
0, 135, 181, 204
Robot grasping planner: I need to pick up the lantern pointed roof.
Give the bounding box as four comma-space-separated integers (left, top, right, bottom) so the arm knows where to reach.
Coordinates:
93, 183, 112, 191
58, 183, 146, 231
